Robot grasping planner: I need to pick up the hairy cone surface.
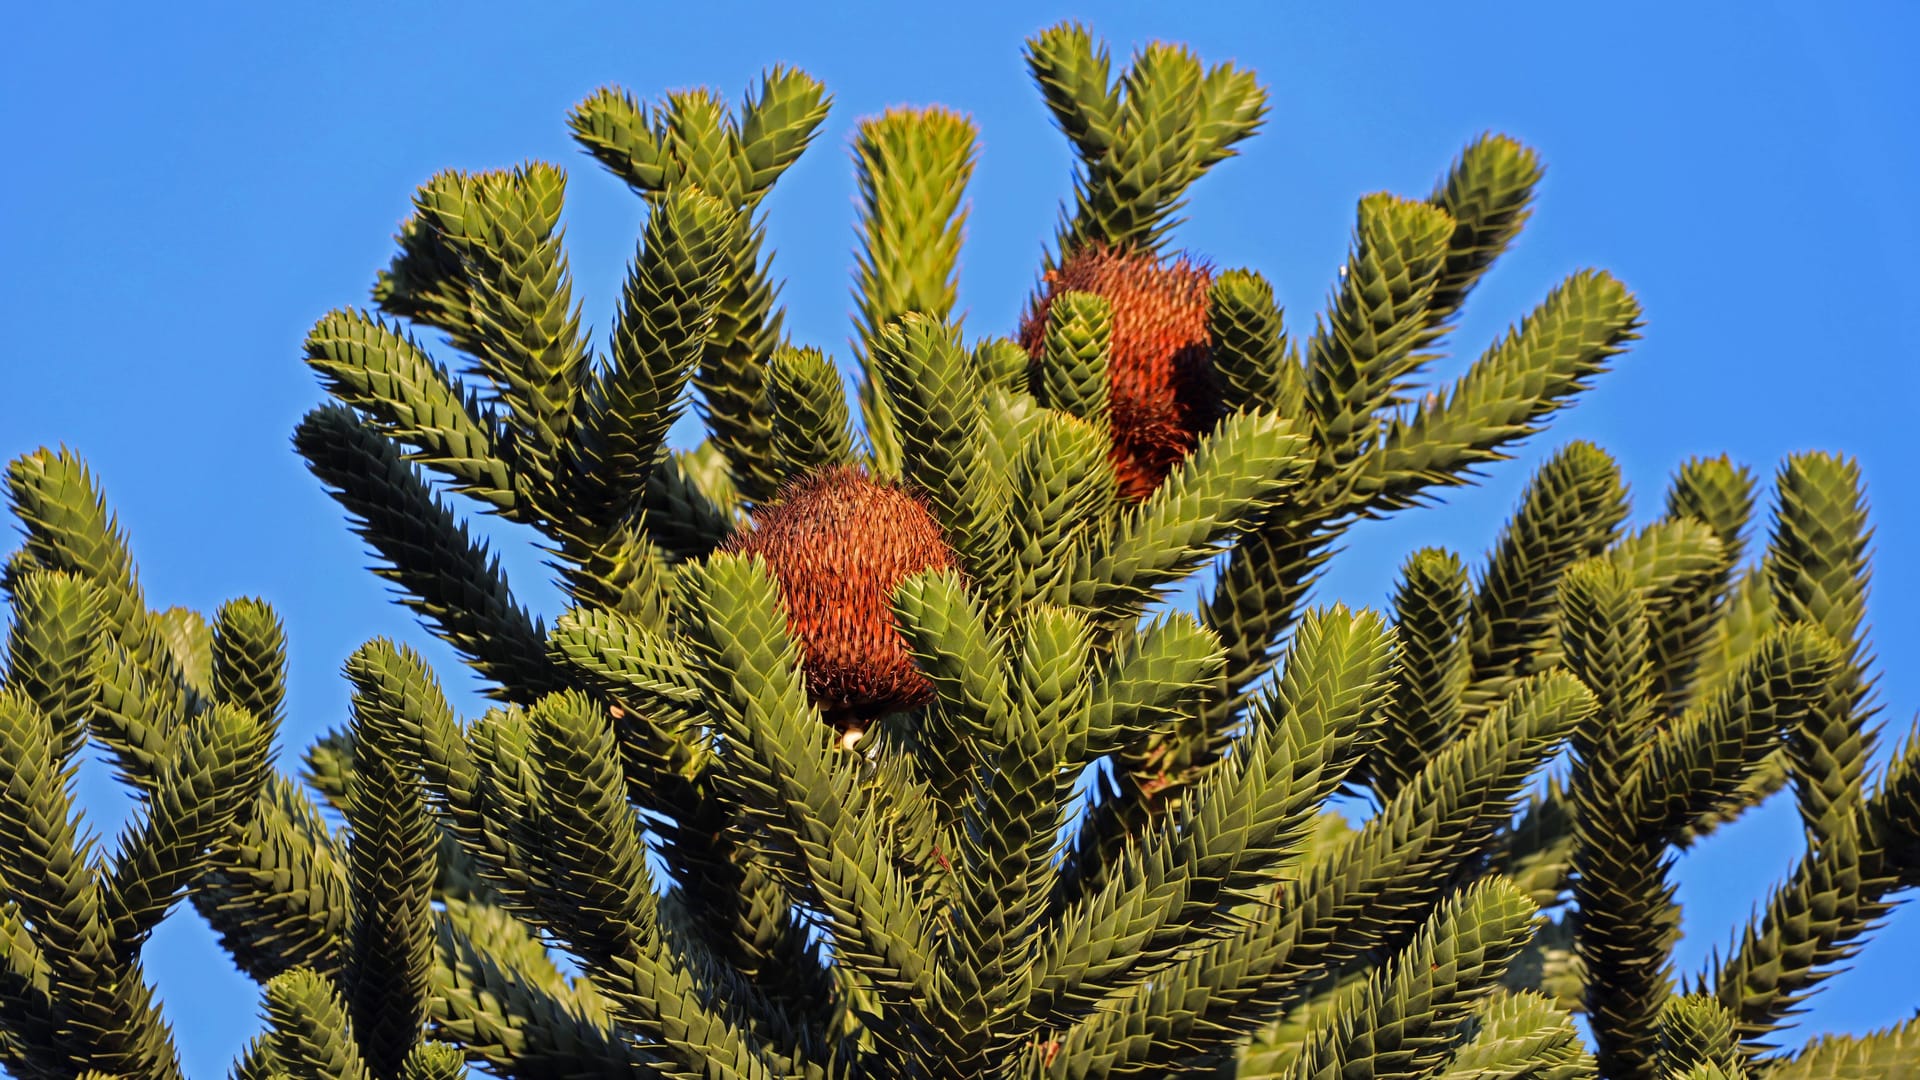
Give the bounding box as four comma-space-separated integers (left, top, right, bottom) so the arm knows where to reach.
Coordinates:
719, 465, 961, 723
1020, 244, 1222, 501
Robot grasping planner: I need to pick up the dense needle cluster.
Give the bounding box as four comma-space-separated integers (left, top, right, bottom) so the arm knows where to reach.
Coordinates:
1021, 244, 1221, 500
719, 464, 960, 726
3, 19, 1917, 1080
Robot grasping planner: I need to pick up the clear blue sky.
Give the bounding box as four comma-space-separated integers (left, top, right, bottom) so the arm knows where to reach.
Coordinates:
4, 2, 1918, 1075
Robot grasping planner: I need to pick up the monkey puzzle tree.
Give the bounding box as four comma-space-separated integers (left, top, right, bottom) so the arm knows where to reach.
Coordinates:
3, 20, 1918, 1080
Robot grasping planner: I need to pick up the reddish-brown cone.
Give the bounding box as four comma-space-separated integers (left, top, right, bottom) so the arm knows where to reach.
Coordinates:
1020, 244, 1223, 501
718, 465, 961, 726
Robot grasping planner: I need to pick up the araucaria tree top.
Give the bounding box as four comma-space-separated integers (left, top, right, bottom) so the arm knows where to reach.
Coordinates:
3, 19, 1917, 1080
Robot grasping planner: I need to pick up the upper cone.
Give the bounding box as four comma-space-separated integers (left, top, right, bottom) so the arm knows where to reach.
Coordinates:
1020, 243, 1222, 501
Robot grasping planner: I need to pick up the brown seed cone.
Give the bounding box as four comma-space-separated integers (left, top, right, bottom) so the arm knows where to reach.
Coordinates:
718, 464, 961, 725
1020, 244, 1223, 501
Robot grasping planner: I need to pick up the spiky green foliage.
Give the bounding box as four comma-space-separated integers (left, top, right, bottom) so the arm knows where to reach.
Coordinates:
869, 313, 1019, 600
1031, 291, 1116, 430
107, 702, 276, 956
1, 451, 296, 1080
568, 67, 830, 507
0, 457, 614, 1080
850, 106, 978, 475
341, 644, 442, 1077
1277, 879, 1539, 1080
0, 685, 182, 1080
573, 187, 737, 521
1208, 269, 1301, 421
1431, 991, 1593, 1080
1468, 442, 1630, 709
1032, 671, 1593, 1078
1369, 272, 1641, 511
1655, 995, 1743, 1079
1302, 192, 1455, 480
6, 19, 1916, 1080
1651, 457, 1755, 715
1368, 548, 1472, 801
1027, 22, 1267, 261
4, 571, 102, 761
302, 309, 516, 514
1424, 134, 1544, 336
1034, 607, 1392, 1026
767, 345, 857, 482
262, 968, 372, 1080
1560, 562, 1677, 1078
1765, 1016, 1920, 1080
193, 771, 351, 983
